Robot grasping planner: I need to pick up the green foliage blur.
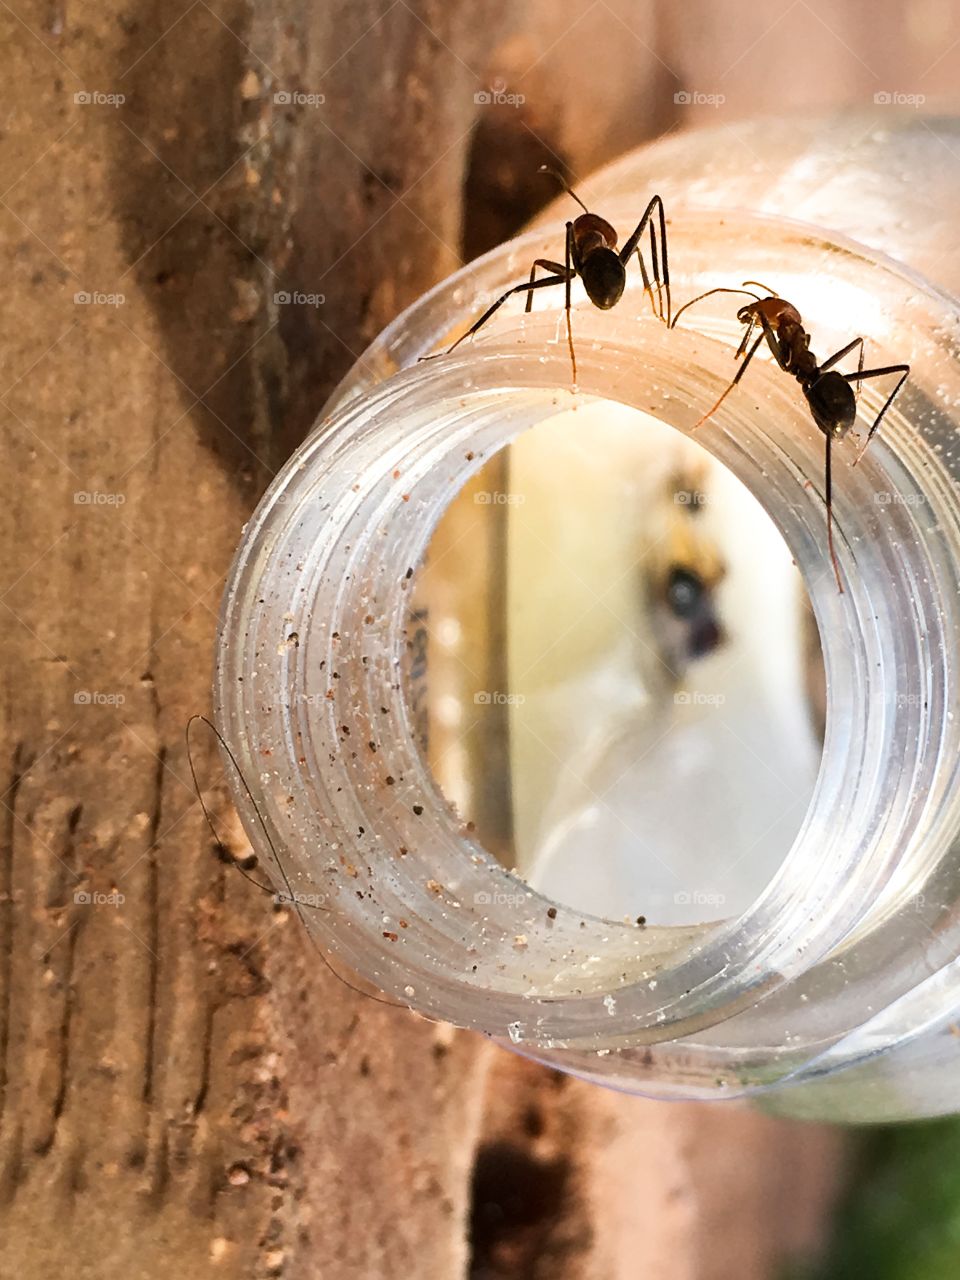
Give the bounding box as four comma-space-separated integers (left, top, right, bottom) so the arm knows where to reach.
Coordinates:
801, 1119, 960, 1280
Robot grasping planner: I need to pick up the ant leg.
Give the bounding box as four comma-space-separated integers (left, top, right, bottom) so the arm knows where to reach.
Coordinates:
563, 220, 576, 385
692, 331, 765, 428
819, 337, 865, 373
634, 244, 659, 319
525, 257, 568, 313
626, 221, 660, 320
734, 315, 758, 360
670, 287, 763, 330
818, 335, 867, 398
854, 339, 865, 403
818, 336, 864, 374
844, 363, 911, 461
419, 272, 569, 361
647, 221, 664, 322
619, 195, 671, 326
658, 197, 671, 327
651, 196, 671, 326
741, 306, 796, 377
824, 433, 844, 594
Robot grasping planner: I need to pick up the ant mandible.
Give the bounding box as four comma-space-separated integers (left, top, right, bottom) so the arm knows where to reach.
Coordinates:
671, 282, 910, 594
423, 166, 671, 383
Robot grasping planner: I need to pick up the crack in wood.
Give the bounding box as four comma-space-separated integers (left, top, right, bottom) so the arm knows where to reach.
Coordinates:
34, 792, 84, 1160
143, 725, 165, 1108
0, 743, 25, 1134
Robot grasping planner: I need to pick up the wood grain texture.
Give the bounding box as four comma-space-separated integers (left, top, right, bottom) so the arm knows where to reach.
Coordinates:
0, 2, 491, 1274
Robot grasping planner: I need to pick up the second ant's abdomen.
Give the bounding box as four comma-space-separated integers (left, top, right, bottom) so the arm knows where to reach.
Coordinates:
807, 371, 857, 437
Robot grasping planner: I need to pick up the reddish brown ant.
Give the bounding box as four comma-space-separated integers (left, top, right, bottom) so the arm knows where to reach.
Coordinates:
671, 282, 910, 594
423, 166, 671, 383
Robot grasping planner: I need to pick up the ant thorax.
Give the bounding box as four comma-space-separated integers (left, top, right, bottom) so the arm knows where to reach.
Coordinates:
778, 318, 819, 382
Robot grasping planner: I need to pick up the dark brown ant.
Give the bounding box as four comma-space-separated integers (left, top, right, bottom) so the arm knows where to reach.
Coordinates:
423, 166, 671, 383
186, 715, 412, 1011
671, 282, 910, 593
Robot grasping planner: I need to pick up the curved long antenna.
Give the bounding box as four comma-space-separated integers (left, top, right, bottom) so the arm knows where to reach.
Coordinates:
538, 164, 589, 214
741, 279, 778, 296
670, 286, 763, 330
186, 714, 279, 897
185, 714, 411, 1011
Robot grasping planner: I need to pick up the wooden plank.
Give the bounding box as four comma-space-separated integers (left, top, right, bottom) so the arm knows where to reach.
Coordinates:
0, 1, 852, 1275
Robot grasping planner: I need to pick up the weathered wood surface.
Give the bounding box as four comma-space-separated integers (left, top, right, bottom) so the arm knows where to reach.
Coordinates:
3, 0, 953, 1275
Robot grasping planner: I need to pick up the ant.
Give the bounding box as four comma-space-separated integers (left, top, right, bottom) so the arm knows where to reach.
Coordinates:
671, 282, 910, 593
422, 165, 671, 383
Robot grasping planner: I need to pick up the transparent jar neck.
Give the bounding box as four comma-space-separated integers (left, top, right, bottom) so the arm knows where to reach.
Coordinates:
215, 208, 960, 1057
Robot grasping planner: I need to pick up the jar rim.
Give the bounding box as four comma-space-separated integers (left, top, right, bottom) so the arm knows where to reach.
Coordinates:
215, 208, 960, 1054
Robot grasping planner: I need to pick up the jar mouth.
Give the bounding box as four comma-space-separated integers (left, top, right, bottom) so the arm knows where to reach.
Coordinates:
215, 210, 960, 1051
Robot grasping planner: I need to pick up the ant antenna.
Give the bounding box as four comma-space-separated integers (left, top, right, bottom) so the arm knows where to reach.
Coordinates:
192, 721, 300, 901
741, 280, 778, 296
670, 286, 763, 329
185, 714, 412, 1012
538, 164, 589, 214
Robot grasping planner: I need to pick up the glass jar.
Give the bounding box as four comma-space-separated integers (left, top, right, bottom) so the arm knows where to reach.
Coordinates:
214, 113, 960, 1123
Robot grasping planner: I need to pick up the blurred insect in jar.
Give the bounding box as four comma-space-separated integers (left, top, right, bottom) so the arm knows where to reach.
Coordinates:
644, 466, 727, 675
511, 426, 818, 924
513, 445, 737, 900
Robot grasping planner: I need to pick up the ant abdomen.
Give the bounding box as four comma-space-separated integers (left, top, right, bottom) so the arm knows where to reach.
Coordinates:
806, 371, 857, 439
580, 248, 626, 309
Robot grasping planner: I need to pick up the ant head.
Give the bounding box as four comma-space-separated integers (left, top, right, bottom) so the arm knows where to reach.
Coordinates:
805, 371, 856, 439
581, 248, 625, 309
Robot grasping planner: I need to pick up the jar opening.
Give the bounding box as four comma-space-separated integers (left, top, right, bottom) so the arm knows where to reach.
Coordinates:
408, 401, 823, 931
216, 211, 958, 1052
